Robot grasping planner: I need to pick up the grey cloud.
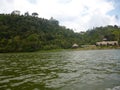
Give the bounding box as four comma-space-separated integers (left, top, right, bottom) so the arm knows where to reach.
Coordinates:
27, 0, 37, 4
57, 0, 72, 4
6, 0, 14, 3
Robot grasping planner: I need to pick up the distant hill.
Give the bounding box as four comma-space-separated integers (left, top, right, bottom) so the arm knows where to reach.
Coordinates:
0, 14, 120, 52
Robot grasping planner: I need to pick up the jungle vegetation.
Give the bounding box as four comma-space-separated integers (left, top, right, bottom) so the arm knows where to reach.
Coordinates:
0, 14, 120, 52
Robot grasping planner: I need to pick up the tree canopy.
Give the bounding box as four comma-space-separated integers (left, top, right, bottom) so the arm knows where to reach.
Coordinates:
0, 14, 80, 52
0, 14, 120, 52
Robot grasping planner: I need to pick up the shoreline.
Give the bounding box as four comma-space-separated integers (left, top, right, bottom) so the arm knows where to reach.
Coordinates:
0, 47, 120, 53
72, 46, 120, 50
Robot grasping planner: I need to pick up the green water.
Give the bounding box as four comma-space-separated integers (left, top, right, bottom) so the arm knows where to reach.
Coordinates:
0, 49, 120, 90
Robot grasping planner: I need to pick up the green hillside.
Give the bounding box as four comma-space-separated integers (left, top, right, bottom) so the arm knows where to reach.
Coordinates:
0, 14, 82, 52
0, 14, 120, 52
81, 25, 120, 45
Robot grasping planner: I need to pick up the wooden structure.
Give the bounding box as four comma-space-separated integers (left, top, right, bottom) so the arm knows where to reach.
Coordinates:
72, 43, 79, 48
96, 41, 118, 46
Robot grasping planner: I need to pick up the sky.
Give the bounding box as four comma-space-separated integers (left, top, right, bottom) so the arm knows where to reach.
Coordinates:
0, 0, 120, 32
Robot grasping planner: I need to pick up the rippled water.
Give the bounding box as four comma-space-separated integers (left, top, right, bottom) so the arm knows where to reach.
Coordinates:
0, 49, 120, 90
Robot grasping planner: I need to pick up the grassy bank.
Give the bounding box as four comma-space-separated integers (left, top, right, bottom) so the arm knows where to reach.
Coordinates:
70, 46, 120, 51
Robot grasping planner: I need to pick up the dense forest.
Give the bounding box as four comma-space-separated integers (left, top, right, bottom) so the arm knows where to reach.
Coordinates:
81, 25, 120, 45
0, 14, 120, 52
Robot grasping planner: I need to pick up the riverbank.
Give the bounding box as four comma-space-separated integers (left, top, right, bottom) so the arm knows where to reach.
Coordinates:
0, 46, 120, 53
70, 46, 120, 51
37, 46, 120, 53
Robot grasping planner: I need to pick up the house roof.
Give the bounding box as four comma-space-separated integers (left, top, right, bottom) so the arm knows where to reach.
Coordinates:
72, 43, 79, 47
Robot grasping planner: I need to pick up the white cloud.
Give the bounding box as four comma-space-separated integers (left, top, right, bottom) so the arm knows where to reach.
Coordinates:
0, 0, 119, 32
0, 0, 14, 13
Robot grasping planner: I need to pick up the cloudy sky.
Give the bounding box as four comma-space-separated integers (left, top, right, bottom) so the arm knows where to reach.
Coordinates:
0, 0, 120, 32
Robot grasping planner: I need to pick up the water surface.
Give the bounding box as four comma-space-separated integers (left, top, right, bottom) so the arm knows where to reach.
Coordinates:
0, 49, 120, 90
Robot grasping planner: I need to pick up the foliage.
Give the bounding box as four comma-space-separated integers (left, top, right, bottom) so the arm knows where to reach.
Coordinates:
0, 14, 80, 52
81, 25, 120, 45
0, 14, 120, 52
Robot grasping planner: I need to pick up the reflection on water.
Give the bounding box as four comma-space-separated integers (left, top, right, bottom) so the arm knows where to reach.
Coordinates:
0, 49, 120, 90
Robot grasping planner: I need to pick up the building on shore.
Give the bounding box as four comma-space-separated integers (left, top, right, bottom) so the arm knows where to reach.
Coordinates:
96, 41, 118, 46
72, 43, 79, 48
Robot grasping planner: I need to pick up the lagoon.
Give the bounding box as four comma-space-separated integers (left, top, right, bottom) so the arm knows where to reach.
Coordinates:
0, 49, 120, 90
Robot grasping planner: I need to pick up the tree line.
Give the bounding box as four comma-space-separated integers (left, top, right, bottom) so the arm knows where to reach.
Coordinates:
0, 14, 120, 52
0, 14, 81, 52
